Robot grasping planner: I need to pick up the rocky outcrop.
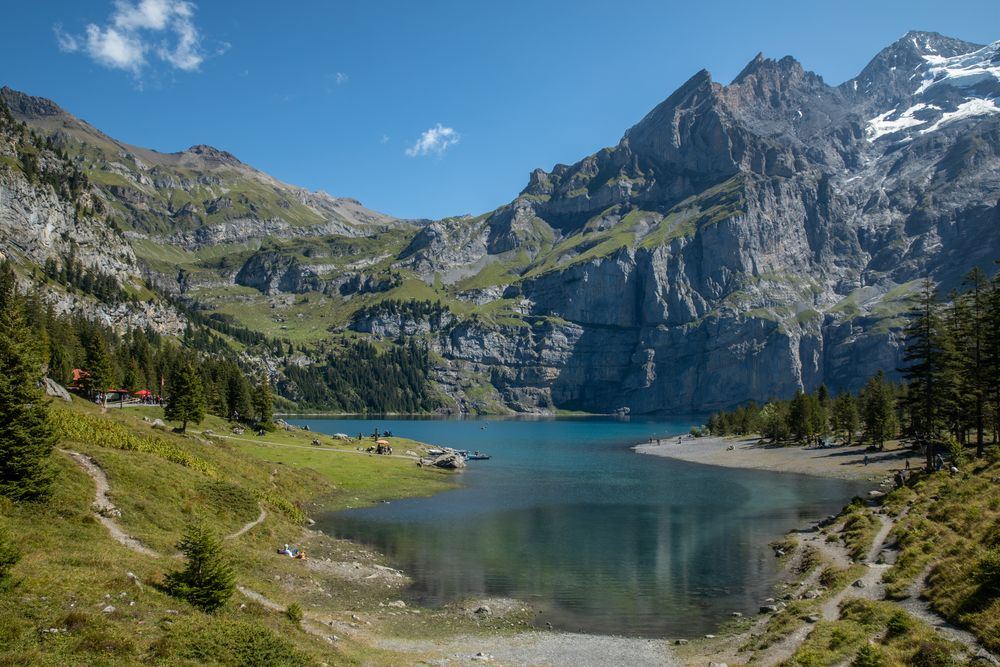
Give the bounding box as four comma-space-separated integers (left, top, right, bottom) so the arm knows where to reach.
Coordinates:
0, 168, 136, 280
235, 251, 322, 295
42, 378, 72, 402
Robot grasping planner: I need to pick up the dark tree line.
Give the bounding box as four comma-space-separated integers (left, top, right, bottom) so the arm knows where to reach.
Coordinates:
900, 271, 1000, 467
705, 373, 897, 449
286, 339, 438, 413
352, 298, 451, 327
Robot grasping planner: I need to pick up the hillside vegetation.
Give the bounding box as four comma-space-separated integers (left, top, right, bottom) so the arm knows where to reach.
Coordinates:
0, 395, 500, 665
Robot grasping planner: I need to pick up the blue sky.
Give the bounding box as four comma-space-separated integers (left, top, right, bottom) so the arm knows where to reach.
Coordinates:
4, 1, 999, 220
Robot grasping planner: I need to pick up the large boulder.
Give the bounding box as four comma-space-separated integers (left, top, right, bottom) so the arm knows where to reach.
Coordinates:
41, 377, 72, 402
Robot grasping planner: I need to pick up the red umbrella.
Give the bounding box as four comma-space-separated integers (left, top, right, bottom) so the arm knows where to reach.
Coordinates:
133, 389, 152, 397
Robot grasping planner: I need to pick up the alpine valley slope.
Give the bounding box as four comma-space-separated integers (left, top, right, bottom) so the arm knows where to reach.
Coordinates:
4, 30, 1000, 415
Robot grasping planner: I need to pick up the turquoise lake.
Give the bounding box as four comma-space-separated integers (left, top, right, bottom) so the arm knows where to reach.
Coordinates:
291, 416, 870, 637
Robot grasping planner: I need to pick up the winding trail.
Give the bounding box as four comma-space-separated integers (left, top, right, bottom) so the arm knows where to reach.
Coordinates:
755, 505, 997, 667
62, 450, 160, 558
64, 449, 344, 646
226, 507, 267, 540
897, 566, 998, 663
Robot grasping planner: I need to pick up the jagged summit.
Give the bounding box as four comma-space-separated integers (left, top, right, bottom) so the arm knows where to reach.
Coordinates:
843, 30, 985, 110
730, 52, 807, 85
182, 144, 243, 166
0, 86, 66, 118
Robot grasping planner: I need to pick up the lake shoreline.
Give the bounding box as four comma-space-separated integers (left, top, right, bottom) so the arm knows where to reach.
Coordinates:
633, 434, 911, 481
298, 417, 879, 663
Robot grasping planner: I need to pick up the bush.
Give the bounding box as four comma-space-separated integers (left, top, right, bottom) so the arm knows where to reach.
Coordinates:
852, 643, 884, 667
910, 640, 957, 667
885, 609, 912, 639
151, 618, 309, 665
199, 481, 258, 521
973, 547, 1000, 597
285, 603, 303, 624
165, 524, 235, 612
52, 409, 218, 478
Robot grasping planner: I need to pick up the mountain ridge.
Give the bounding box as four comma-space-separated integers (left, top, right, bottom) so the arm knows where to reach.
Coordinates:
2, 31, 999, 415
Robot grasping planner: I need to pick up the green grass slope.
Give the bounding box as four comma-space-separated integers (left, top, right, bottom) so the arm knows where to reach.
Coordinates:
0, 397, 477, 666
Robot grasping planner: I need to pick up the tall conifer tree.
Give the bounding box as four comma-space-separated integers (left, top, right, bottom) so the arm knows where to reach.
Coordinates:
165, 360, 206, 433
0, 274, 56, 501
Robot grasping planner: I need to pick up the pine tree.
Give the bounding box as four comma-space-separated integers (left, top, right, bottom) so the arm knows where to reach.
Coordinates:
82, 333, 114, 405
901, 279, 951, 469
789, 391, 818, 444
986, 271, 1000, 444
225, 366, 253, 422
862, 372, 898, 450
253, 372, 273, 426
962, 268, 990, 456
164, 524, 235, 612
832, 392, 861, 444
816, 384, 832, 438
0, 282, 56, 501
165, 361, 206, 433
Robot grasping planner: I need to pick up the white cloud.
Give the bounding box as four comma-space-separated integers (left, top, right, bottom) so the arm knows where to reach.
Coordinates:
54, 0, 211, 76
380, 134, 390, 145
53, 24, 79, 52
84, 24, 147, 73
405, 124, 460, 158
335, 72, 349, 85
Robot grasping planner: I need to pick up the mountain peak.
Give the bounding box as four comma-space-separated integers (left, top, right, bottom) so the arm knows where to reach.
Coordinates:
0, 86, 66, 119
183, 144, 242, 165
843, 31, 986, 111
731, 52, 804, 85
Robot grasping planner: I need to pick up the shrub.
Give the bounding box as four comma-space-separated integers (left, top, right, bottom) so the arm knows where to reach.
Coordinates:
885, 609, 912, 639
200, 481, 258, 521
973, 547, 1000, 597
852, 643, 884, 667
910, 641, 957, 667
52, 408, 218, 478
151, 618, 309, 665
165, 524, 235, 612
285, 603, 303, 624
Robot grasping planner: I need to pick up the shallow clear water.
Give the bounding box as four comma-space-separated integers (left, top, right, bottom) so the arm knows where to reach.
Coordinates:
292, 416, 869, 637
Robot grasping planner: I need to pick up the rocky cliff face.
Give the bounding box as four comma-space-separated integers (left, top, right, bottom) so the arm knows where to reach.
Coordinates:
397, 31, 1000, 413
0, 102, 185, 336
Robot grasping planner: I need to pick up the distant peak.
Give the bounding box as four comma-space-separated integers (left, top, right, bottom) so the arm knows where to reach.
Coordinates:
887, 30, 984, 57
730, 52, 805, 86
184, 144, 241, 164
0, 86, 66, 119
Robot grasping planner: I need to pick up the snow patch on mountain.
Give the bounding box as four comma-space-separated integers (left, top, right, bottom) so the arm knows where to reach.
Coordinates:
920, 97, 1000, 133
866, 103, 938, 140
916, 41, 1000, 95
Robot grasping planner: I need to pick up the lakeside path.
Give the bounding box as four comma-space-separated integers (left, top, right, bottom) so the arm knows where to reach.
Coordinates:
634, 436, 912, 480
